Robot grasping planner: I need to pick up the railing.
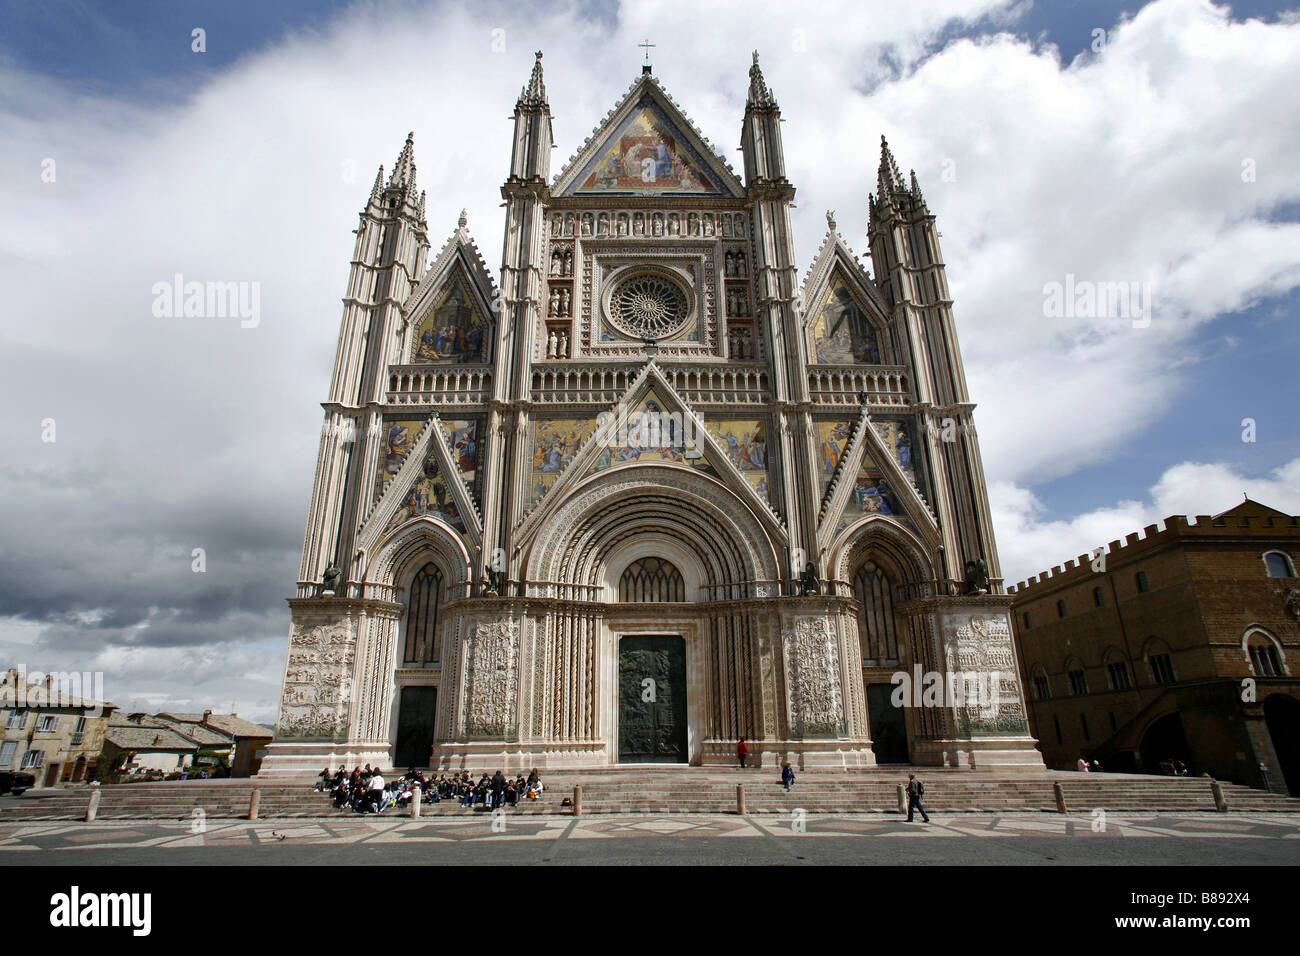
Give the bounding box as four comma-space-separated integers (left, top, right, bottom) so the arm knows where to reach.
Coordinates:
894, 578, 1006, 602
528, 362, 771, 405
807, 366, 910, 406
385, 365, 491, 405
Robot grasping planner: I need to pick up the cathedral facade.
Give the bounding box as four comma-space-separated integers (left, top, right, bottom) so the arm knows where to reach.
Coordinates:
261, 53, 1044, 774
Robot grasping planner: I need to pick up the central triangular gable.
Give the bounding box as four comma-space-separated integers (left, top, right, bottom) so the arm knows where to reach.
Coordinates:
568, 100, 723, 195
553, 78, 744, 198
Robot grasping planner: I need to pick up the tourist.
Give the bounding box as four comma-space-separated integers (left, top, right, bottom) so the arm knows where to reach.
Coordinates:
492, 769, 507, 808
1076, 755, 1090, 772
905, 773, 930, 824
781, 762, 795, 791
315, 767, 332, 791
368, 769, 386, 813
737, 737, 749, 769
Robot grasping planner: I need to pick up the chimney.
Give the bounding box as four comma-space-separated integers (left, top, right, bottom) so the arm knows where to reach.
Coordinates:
153, 734, 163, 746
202, 709, 213, 723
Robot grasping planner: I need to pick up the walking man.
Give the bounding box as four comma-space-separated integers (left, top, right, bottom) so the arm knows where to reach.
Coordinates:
737, 737, 749, 769
905, 773, 930, 823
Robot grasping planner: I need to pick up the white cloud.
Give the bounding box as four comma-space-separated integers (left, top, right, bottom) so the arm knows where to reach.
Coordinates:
993, 456, 1300, 587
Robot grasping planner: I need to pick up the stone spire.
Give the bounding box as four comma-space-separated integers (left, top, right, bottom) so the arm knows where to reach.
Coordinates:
369, 164, 385, 204
458, 208, 468, 230
747, 50, 777, 109
387, 131, 417, 191
518, 51, 548, 109
877, 135, 906, 196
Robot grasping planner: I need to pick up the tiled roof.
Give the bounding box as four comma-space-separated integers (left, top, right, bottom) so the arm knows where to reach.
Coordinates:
202, 714, 273, 739
150, 716, 232, 747
104, 726, 200, 752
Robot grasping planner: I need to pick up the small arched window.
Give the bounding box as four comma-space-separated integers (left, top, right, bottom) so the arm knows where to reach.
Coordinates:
618, 557, 685, 603
1135, 571, 1150, 594
1057, 599, 1068, 618
1263, 551, 1295, 578
1244, 628, 1285, 677
403, 563, 442, 664
1093, 586, 1105, 607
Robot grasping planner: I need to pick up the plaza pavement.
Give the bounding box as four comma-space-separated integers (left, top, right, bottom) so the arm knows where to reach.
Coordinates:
2, 811, 1298, 865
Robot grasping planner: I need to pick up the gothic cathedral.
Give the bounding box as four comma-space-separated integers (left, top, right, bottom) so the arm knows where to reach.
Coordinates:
262, 53, 1044, 773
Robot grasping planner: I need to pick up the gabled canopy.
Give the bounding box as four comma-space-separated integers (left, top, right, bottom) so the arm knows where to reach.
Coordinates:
552, 75, 745, 198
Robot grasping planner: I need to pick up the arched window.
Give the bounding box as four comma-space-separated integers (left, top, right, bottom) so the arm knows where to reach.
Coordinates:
1135, 571, 1150, 594
1144, 637, 1175, 685
1057, 599, 1068, 618
403, 563, 442, 664
618, 557, 685, 602
1244, 628, 1286, 677
1263, 551, 1296, 578
1030, 664, 1051, 701
854, 561, 899, 663
1093, 586, 1105, 607
1104, 648, 1131, 691
1065, 656, 1088, 696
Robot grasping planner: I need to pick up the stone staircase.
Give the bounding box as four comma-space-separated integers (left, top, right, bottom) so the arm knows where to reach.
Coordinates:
2, 769, 1298, 821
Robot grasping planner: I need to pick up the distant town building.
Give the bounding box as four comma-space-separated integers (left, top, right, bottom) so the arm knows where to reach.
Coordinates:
0, 668, 115, 787
103, 710, 273, 778
1008, 500, 1300, 794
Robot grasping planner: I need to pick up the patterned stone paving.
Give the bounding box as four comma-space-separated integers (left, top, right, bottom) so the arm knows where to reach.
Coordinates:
0, 812, 1296, 854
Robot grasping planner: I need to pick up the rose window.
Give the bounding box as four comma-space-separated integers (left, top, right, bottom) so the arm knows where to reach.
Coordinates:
608, 272, 691, 339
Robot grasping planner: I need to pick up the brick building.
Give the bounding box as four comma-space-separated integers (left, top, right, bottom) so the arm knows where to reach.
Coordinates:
1008, 499, 1300, 794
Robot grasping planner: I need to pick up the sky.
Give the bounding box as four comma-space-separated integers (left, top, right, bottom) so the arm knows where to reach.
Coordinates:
1, 0, 1298, 724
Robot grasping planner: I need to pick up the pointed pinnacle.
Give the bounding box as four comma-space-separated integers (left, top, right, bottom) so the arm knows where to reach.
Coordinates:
747, 49, 776, 108
458, 208, 468, 230
388, 131, 416, 189
518, 50, 548, 109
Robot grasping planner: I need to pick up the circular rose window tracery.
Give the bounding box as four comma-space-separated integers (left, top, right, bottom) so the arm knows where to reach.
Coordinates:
608, 271, 691, 340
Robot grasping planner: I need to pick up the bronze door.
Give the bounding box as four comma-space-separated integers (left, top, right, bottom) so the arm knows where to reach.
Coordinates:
618, 635, 687, 763
393, 686, 437, 769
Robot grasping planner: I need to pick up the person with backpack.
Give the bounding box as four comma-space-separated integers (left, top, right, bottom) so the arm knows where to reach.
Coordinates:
781, 762, 795, 791
906, 773, 930, 823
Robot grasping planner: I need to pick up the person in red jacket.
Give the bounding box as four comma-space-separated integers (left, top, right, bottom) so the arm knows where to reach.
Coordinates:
737, 737, 749, 769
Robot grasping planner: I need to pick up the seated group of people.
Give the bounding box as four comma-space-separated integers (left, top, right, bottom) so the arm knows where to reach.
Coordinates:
318, 765, 544, 814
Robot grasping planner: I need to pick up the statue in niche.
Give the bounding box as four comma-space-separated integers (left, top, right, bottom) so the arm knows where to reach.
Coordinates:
321, 564, 343, 595
546, 330, 557, 359
964, 557, 990, 595
800, 562, 821, 596
483, 565, 506, 597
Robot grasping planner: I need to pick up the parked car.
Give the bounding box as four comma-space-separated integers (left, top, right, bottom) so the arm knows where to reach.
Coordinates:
0, 771, 36, 796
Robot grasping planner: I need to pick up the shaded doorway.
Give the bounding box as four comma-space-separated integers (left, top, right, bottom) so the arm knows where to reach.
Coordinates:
394, 686, 437, 769
1139, 712, 1193, 774
866, 683, 909, 763
618, 635, 687, 763
1263, 694, 1300, 795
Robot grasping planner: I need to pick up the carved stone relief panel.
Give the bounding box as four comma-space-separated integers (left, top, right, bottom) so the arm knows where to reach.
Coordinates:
462, 618, 520, 738
277, 618, 357, 740
781, 615, 845, 738
940, 611, 1029, 737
